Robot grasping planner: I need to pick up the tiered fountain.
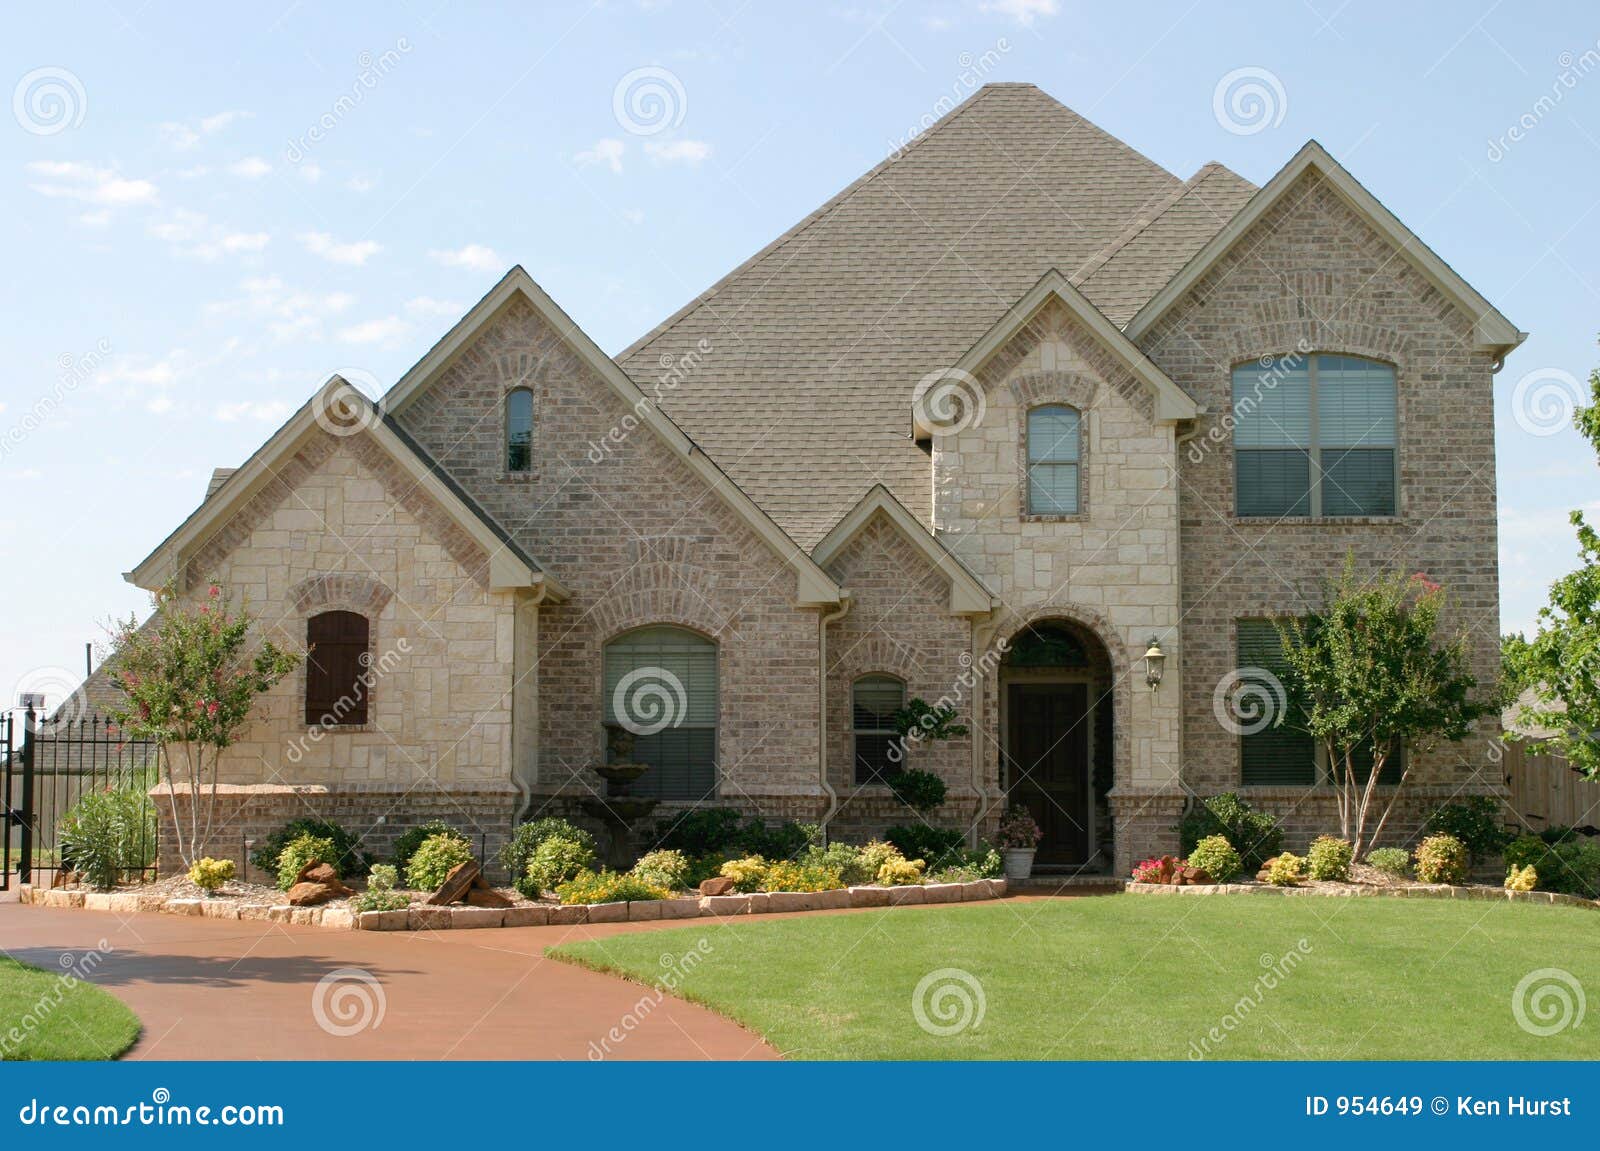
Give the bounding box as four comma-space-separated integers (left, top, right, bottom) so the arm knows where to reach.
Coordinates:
581, 727, 660, 870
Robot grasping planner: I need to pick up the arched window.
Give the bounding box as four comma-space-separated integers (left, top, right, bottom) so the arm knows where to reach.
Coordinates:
305, 610, 370, 726
506, 388, 534, 472
1232, 354, 1396, 517
1026, 405, 1081, 515
852, 674, 905, 784
603, 626, 717, 799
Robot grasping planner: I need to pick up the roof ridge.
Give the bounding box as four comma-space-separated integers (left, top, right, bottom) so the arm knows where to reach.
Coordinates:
616, 86, 1007, 364
1072, 162, 1240, 287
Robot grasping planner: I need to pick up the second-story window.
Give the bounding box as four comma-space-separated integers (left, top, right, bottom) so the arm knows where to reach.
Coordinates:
1026, 404, 1081, 515
506, 388, 534, 472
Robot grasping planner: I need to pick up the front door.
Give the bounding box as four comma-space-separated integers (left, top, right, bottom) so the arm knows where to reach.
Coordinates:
1006, 682, 1090, 866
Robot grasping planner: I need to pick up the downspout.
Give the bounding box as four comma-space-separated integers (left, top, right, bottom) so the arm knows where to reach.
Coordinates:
968, 613, 991, 848
1172, 413, 1205, 823
818, 593, 852, 845
512, 579, 552, 825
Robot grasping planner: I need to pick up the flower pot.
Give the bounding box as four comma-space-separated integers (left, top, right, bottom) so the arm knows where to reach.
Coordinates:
1001, 848, 1035, 880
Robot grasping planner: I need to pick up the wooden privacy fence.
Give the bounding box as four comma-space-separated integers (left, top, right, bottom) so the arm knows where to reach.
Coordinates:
1502, 742, 1600, 832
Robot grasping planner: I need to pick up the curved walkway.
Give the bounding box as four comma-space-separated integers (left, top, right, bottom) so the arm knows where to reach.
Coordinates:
0, 903, 777, 1060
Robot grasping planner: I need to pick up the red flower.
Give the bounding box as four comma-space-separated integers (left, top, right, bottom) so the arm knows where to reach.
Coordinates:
208, 585, 221, 598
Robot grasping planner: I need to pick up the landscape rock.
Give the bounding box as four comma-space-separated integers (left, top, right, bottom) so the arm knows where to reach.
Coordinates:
356, 910, 409, 931
848, 885, 890, 908
698, 876, 735, 896
502, 905, 551, 927
627, 900, 663, 921
428, 861, 482, 906
407, 906, 454, 931
700, 893, 752, 916
659, 897, 702, 920
548, 904, 589, 926
286, 881, 344, 906
586, 901, 628, 924
466, 885, 514, 909
450, 907, 505, 929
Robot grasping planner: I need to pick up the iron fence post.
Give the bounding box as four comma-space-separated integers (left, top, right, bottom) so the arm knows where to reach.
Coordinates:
18, 705, 36, 884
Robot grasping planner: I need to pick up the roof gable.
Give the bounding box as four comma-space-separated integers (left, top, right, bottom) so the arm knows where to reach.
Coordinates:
380, 266, 841, 607
1125, 141, 1525, 357
811, 485, 996, 615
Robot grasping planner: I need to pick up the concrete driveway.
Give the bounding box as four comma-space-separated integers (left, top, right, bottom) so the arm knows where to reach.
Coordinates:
0, 902, 777, 1060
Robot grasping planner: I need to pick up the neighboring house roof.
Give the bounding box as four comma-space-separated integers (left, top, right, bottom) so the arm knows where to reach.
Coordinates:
617, 82, 1225, 548
812, 485, 999, 615
1124, 140, 1526, 357
127, 377, 567, 599
378, 266, 843, 608
1503, 685, 1567, 743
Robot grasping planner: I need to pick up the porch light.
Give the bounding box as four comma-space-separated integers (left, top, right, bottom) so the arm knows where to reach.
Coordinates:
1142, 637, 1165, 690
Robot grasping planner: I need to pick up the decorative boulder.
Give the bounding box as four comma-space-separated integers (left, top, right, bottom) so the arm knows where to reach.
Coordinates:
699, 875, 735, 897
287, 861, 352, 905
466, 885, 514, 909
427, 861, 482, 906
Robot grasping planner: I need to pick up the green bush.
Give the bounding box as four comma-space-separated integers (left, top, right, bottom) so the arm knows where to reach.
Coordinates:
800, 842, 872, 886
1307, 836, 1354, 882
276, 834, 337, 891
877, 857, 926, 886
520, 836, 596, 898
58, 787, 158, 890
887, 768, 947, 814
555, 870, 672, 905
405, 832, 475, 892
1365, 846, 1411, 878
392, 820, 469, 875
1186, 835, 1242, 883
654, 808, 746, 856
350, 864, 408, 912
926, 846, 1003, 883
884, 825, 966, 869
1179, 793, 1284, 870
759, 861, 844, 892
719, 856, 770, 893
1507, 836, 1600, 896
1264, 852, 1305, 886
250, 818, 365, 878
499, 818, 596, 883
630, 849, 691, 891
1413, 833, 1468, 885
683, 852, 729, 889
738, 820, 817, 861
1424, 797, 1511, 861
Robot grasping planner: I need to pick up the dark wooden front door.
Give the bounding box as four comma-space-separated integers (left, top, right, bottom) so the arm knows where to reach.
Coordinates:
1006, 682, 1090, 865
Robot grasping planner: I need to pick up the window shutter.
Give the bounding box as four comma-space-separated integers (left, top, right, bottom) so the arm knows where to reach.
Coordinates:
305, 610, 370, 726
1236, 619, 1314, 785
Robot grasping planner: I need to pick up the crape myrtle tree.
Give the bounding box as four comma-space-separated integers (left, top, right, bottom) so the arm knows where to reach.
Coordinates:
1274, 557, 1491, 856
106, 582, 301, 868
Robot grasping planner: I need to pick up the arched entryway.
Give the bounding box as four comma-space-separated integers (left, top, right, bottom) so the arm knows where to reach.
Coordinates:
1000, 618, 1115, 872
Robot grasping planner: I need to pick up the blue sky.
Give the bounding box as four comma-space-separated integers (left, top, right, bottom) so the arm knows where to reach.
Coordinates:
3, 0, 1598, 710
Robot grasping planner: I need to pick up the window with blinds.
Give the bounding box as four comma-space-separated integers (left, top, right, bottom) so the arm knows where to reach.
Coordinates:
1026, 405, 1081, 515
852, 674, 905, 783
1233, 354, 1396, 518
603, 626, 717, 800
1236, 618, 1313, 785
506, 388, 534, 472
305, 610, 370, 726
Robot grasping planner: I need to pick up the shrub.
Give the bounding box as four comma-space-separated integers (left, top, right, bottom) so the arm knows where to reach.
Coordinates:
759, 861, 844, 892
1509, 837, 1600, 896
801, 842, 874, 886
1505, 864, 1538, 892
926, 846, 1003, 883
187, 857, 235, 894
1424, 797, 1511, 861
555, 870, 672, 905
1365, 846, 1411, 879
499, 818, 595, 883
719, 856, 770, 893
858, 839, 905, 878
887, 768, 947, 814
1131, 856, 1184, 884
655, 808, 745, 856
1307, 836, 1354, 882
392, 820, 468, 875
1503, 834, 1546, 871
1413, 834, 1468, 885
630, 849, 691, 891
58, 787, 159, 890
350, 864, 408, 912
1179, 793, 1284, 870
683, 853, 729, 889
737, 820, 817, 861
251, 818, 364, 879
876, 857, 926, 886
1264, 852, 1306, 886
520, 836, 596, 898
1187, 835, 1242, 883
276, 834, 337, 891
996, 806, 1043, 850
884, 825, 965, 868
1538, 824, 1580, 845
405, 832, 475, 892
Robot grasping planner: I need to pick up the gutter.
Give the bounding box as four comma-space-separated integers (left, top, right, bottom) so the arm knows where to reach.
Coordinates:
817, 593, 852, 844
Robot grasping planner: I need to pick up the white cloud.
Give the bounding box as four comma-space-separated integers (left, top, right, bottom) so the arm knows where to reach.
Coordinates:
228, 156, 272, 179
622, 208, 644, 225
215, 400, 293, 423
644, 139, 711, 165
978, 0, 1058, 23
200, 110, 244, 135
145, 394, 174, 414
27, 161, 158, 206
299, 232, 382, 266
338, 316, 409, 344
576, 138, 626, 173
346, 175, 375, 193
222, 232, 270, 253
147, 211, 269, 262
405, 296, 466, 318
205, 277, 356, 342
299, 161, 322, 184
162, 110, 247, 149
78, 210, 111, 228
428, 244, 502, 272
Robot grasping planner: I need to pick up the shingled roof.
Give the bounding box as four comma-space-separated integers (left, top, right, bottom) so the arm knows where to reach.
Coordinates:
619, 83, 1253, 548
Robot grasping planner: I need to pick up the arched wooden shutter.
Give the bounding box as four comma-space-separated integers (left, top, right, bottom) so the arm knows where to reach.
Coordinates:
305, 610, 369, 726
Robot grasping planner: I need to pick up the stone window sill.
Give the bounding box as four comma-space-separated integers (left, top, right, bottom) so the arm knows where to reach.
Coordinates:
1020, 513, 1086, 524
1230, 515, 1402, 527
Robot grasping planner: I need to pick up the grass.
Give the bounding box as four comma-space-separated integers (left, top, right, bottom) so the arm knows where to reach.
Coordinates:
0, 955, 140, 1060
551, 895, 1600, 1059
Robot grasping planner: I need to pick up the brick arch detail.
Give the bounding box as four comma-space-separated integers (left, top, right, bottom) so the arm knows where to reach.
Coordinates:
290, 573, 394, 617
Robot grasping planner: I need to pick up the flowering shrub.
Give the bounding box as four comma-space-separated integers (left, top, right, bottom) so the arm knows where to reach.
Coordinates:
1413, 834, 1468, 885
876, 857, 925, 886
758, 861, 844, 892
405, 832, 474, 892
556, 870, 672, 905
1307, 836, 1354, 882
719, 856, 770, 893
187, 857, 235, 894
1131, 855, 1183, 884
519, 836, 596, 898
1264, 853, 1306, 886
1186, 836, 1241, 884
996, 806, 1044, 849
1504, 864, 1538, 892
276, 834, 337, 891
630, 849, 691, 891
1365, 847, 1410, 878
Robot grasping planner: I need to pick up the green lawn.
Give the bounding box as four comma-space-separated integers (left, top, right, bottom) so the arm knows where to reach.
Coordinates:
0, 955, 140, 1060
551, 895, 1600, 1059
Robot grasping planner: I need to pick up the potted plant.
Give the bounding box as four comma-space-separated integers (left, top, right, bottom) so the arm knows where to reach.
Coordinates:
996, 805, 1043, 879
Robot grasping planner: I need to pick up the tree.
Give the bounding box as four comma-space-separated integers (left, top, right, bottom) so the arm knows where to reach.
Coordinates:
1274, 557, 1490, 855
105, 583, 300, 868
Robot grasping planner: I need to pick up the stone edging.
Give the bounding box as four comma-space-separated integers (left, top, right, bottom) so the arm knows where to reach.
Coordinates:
18, 878, 1008, 931
1124, 881, 1600, 911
